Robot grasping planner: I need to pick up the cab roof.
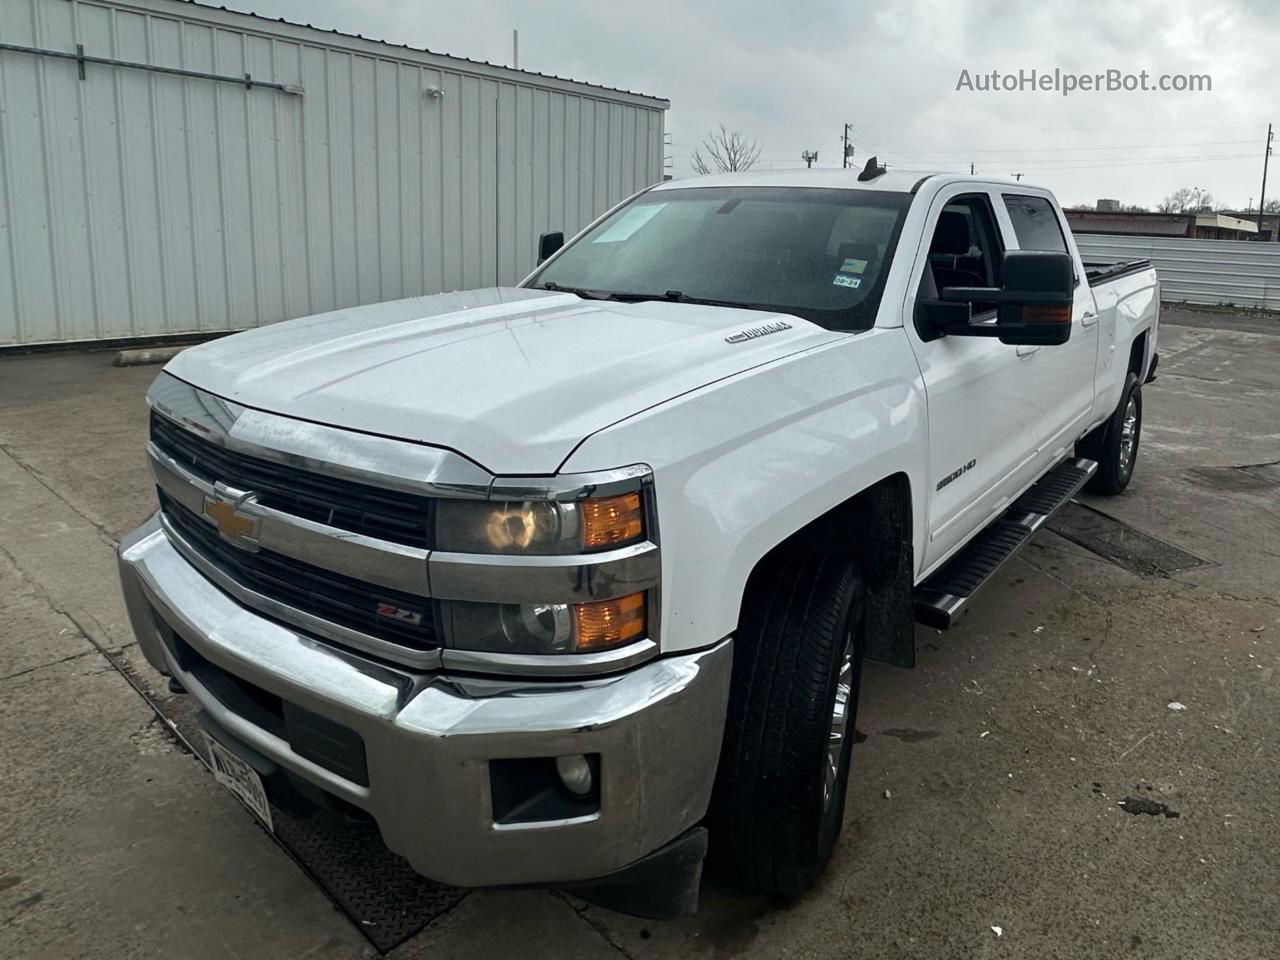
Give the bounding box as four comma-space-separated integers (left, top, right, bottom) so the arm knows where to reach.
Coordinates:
650, 168, 1038, 194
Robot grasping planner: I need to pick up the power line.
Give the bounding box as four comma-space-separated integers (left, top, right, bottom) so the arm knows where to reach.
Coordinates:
883, 153, 1256, 172
748, 144, 1256, 164
885, 154, 1258, 174
873, 139, 1257, 156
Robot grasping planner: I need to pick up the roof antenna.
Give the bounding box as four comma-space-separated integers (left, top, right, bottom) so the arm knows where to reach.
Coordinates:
857, 155, 887, 182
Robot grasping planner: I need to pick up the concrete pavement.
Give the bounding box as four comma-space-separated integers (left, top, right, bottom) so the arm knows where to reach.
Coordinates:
1, 306, 1277, 958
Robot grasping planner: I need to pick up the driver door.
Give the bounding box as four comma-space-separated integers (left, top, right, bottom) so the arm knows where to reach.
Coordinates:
904, 189, 1045, 576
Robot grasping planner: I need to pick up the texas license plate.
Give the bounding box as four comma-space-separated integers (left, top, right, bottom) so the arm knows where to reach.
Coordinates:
203, 731, 274, 832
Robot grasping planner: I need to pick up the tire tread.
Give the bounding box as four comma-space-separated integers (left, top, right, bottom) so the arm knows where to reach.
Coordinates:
709, 540, 862, 895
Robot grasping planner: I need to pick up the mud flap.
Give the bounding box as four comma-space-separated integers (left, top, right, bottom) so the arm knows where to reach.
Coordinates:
561, 826, 707, 919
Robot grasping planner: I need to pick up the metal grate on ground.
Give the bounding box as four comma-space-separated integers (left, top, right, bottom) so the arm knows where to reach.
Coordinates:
1048, 501, 1211, 578
116, 655, 467, 954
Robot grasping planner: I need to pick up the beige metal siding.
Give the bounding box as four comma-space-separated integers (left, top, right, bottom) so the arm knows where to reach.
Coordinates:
0, 0, 667, 346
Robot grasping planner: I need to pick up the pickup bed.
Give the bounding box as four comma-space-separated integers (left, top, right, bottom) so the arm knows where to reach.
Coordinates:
118, 166, 1158, 917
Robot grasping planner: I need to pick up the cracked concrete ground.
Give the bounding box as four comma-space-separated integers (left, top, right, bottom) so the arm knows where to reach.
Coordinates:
1, 306, 1277, 958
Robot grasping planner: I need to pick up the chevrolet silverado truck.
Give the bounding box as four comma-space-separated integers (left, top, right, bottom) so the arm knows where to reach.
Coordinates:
118, 160, 1158, 917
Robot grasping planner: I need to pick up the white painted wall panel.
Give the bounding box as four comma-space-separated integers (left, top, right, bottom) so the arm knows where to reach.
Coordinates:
0, 0, 667, 345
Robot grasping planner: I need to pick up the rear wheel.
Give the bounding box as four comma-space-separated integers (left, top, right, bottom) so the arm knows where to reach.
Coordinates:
708, 541, 866, 896
1078, 372, 1142, 495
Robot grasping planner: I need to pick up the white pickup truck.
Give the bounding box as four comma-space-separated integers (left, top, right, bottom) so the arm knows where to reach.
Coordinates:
118, 162, 1158, 917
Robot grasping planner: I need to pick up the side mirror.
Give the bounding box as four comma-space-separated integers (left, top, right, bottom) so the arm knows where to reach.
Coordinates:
935, 250, 1075, 346
993, 250, 1074, 345
537, 231, 564, 265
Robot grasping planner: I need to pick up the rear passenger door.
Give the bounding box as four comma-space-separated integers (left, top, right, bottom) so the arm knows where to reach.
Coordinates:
996, 193, 1100, 463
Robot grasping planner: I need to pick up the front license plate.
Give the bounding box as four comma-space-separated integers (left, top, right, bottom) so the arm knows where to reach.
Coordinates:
203, 731, 274, 832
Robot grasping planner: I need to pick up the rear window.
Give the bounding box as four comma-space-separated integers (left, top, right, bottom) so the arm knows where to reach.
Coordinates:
1003, 194, 1068, 253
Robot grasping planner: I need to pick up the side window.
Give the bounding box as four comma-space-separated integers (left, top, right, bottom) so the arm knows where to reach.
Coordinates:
923, 194, 1004, 317
1003, 194, 1068, 253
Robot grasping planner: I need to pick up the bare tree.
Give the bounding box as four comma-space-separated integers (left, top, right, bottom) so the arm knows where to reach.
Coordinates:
1158, 187, 1216, 214
1120, 204, 1150, 213
691, 124, 761, 175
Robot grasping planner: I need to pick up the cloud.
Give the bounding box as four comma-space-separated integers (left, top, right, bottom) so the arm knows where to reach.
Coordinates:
236, 0, 1274, 209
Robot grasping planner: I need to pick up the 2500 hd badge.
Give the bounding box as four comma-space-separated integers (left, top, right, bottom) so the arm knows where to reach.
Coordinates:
936, 458, 977, 491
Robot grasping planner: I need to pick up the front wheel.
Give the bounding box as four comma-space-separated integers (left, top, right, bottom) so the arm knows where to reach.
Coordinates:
1079, 372, 1142, 495
708, 542, 866, 896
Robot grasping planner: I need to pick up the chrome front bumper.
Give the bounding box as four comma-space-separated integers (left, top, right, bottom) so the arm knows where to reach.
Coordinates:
118, 514, 731, 888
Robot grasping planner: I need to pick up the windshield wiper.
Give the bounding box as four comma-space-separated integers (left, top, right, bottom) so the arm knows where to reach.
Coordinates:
544, 283, 777, 314
651, 290, 778, 313
540, 281, 615, 301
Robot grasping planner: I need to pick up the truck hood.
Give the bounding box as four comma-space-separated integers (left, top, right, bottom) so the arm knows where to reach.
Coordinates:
165, 287, 838, 474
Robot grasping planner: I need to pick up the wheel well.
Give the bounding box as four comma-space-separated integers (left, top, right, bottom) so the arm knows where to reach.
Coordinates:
1128, 331, 1148, 380
740, 473, 916, 668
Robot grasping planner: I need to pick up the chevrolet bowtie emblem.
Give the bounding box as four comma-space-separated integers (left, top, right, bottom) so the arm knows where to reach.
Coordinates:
202, 491, 261, 548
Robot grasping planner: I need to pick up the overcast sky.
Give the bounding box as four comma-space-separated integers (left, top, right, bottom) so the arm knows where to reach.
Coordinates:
242, 0, 1275, 210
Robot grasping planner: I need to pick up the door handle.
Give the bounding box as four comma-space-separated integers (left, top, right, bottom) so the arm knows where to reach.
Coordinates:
1016, 345, 1040, 358
1081, 312, 1099, 328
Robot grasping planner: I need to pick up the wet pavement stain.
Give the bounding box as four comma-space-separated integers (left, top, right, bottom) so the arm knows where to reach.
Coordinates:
1118, 797, 1181, 818
880, 728, 941, 742
1186, 460, 1280, 494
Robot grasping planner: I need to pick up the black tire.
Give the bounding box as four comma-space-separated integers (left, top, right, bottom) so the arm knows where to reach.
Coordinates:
1078, 371, 1142, 495
708, 539, 866, 897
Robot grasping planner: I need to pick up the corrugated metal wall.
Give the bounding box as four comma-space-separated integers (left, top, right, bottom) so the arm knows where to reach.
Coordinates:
0, 0, 667, 346
1075, 234, 1280, 311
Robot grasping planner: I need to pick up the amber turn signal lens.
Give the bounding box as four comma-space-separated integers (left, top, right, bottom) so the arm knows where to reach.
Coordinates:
572, 592, 646, 652
579, 492, 643, 550
1023, 304, 1072, 323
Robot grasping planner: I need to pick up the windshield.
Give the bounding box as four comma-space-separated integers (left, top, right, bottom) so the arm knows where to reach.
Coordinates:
527, 185, 912, 330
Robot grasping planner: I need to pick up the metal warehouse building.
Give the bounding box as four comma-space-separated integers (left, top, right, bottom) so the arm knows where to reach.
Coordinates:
0, 0, 668, 347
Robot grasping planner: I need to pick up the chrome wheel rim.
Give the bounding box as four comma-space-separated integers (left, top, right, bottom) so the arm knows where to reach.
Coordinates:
824, 630, 856, 810
1119, 396, 1138, 474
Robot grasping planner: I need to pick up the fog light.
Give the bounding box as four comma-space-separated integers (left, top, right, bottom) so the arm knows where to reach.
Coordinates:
555, 754, 594, 796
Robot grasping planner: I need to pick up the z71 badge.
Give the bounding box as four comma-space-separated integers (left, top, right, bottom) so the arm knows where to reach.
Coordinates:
936, 459, 976, 491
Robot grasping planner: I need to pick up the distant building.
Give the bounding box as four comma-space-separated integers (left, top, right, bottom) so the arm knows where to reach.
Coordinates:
1064, 209, 1261, 241
1096, 198, 1121, 211
1220, 212, 1280, 242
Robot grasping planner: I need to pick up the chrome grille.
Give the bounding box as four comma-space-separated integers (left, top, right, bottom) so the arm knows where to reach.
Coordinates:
150, 412, 435, 549
158, 489, 440, 651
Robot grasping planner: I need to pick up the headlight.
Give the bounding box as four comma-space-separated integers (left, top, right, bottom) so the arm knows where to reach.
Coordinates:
435, 493, 644, 555
443, 592, 647, 655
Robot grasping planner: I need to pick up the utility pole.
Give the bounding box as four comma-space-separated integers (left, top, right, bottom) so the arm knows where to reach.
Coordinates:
841, 123, 854, 169
802, 150, 819, 169
970, 162, 975, 175
512, 29, 519, 69
1011, 172, 1024, 181
1258, 123, 1273, 238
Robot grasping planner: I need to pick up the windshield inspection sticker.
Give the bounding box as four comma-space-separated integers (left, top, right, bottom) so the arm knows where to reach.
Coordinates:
832, 274, 862, 289
839, 258, 868, 274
